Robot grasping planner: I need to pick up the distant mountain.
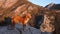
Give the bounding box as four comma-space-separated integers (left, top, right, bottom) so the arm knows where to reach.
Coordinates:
45, 3, 60, 10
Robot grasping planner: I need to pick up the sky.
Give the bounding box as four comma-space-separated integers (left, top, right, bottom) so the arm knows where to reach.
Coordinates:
28, 0, 60, 7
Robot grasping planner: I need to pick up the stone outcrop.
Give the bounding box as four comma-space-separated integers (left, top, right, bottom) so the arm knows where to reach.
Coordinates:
45, 3, 60, 34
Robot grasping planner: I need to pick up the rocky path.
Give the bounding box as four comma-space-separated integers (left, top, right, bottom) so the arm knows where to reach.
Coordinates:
0, 23, 50, 34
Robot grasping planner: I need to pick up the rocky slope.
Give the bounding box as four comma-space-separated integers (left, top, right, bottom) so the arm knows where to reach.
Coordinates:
0, 0, 57, 34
